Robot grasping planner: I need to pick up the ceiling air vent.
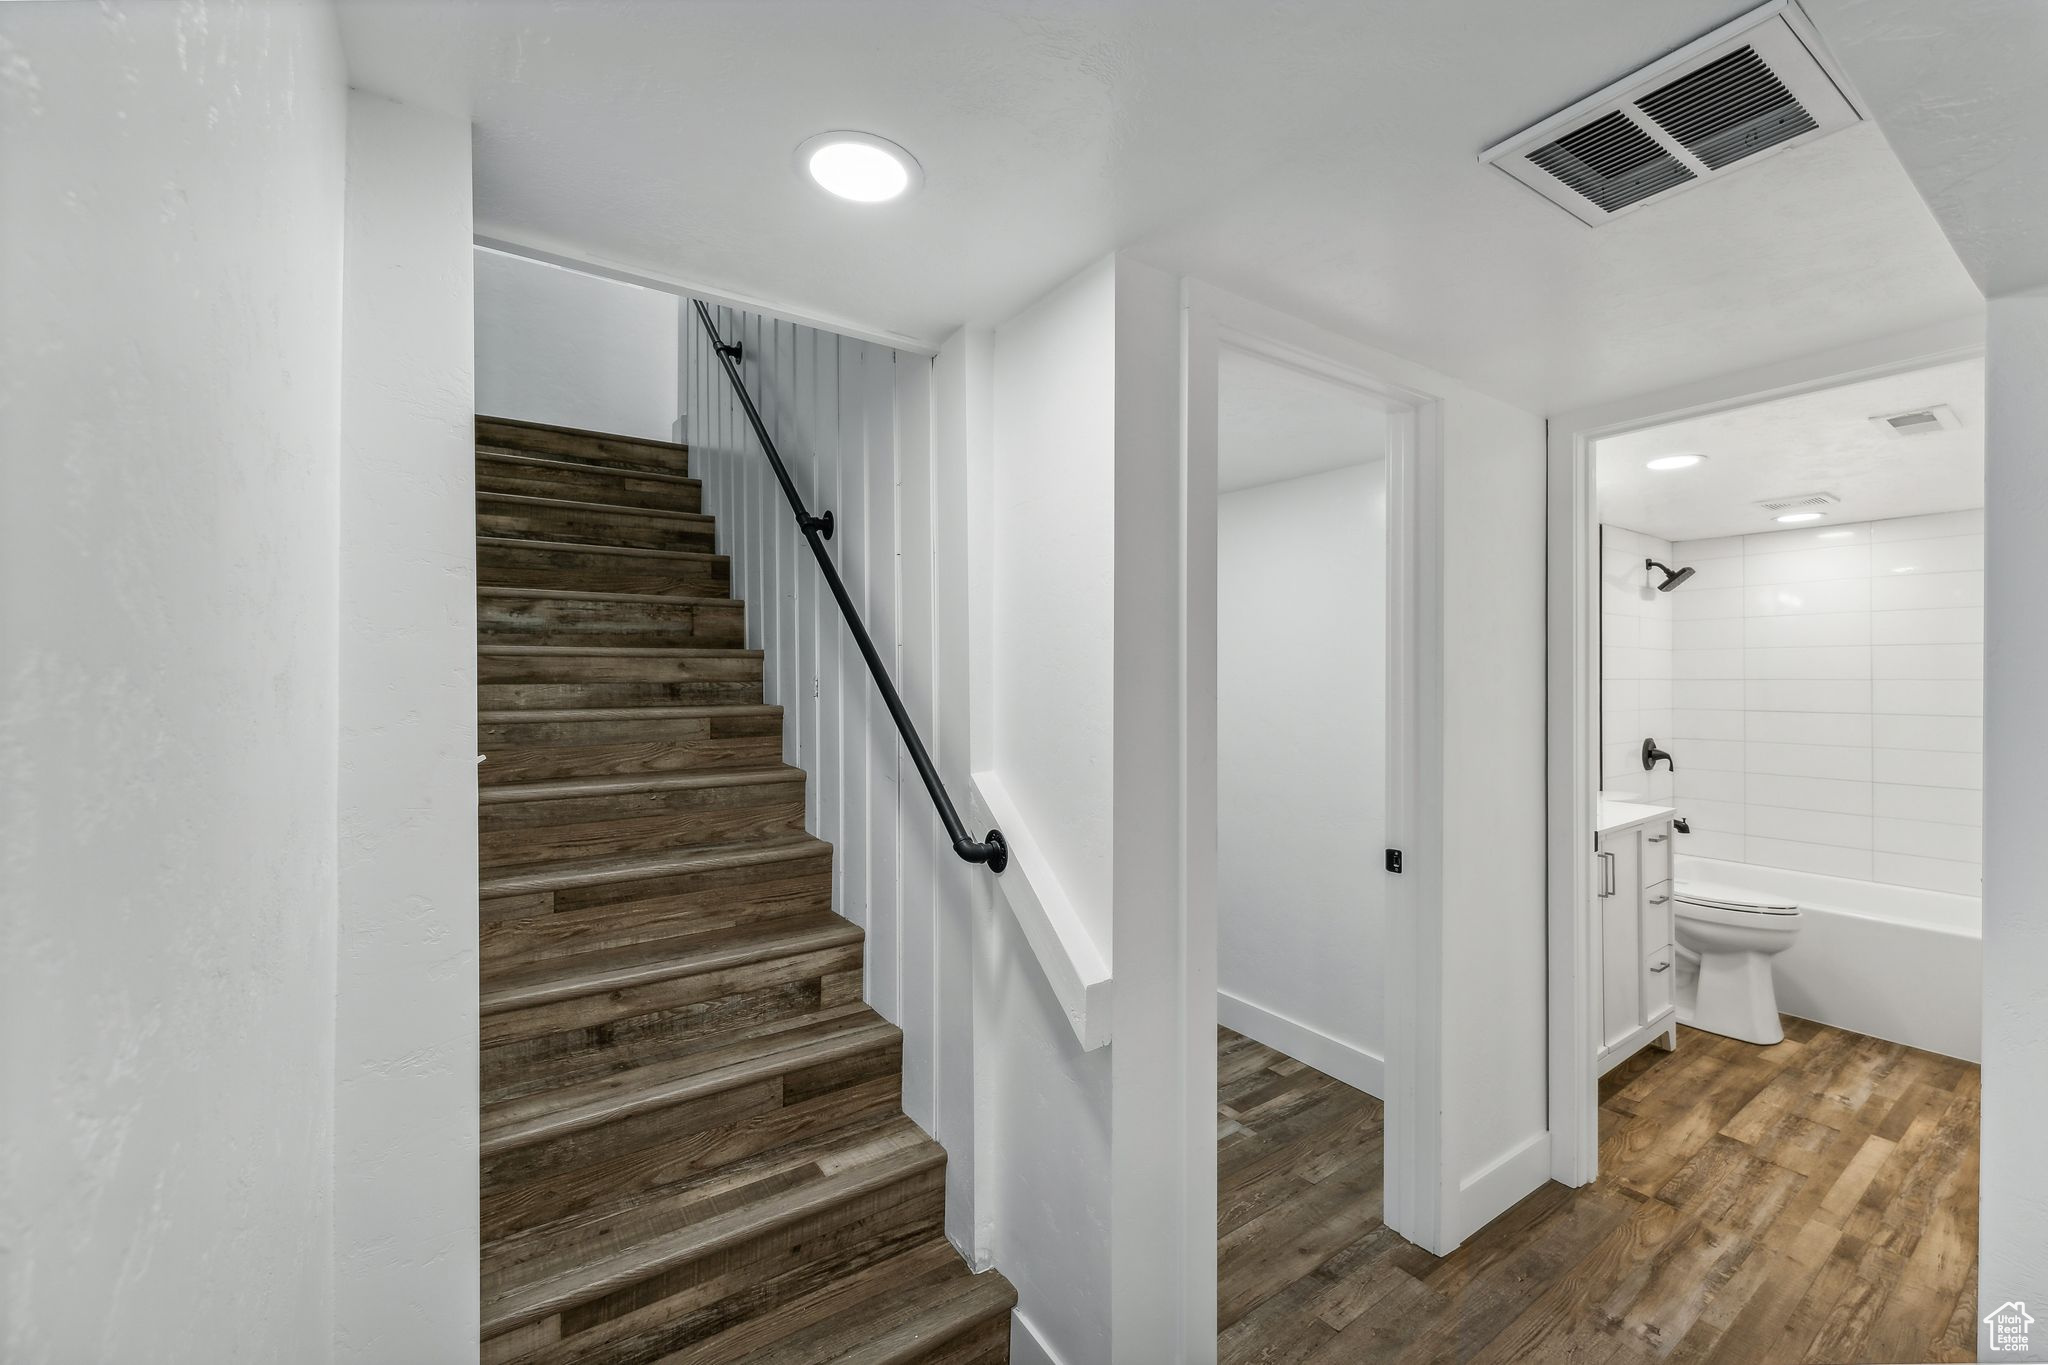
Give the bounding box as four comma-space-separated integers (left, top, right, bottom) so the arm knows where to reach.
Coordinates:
1871, 405, 1962, 437
1756, 491, 1840, 514
1480, 1, 1862, 226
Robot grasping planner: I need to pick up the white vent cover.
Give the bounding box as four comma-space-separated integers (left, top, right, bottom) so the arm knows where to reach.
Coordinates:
1480, 1, 1862, 226
1755, 491, 1840, 513
1870, 404, 1962, 437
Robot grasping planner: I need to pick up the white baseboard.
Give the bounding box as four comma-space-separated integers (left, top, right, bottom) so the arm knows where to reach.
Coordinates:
1218, 989, 1384, 1098
1009, 1309, 1070, 1365
1455, 1130, 1552, 1243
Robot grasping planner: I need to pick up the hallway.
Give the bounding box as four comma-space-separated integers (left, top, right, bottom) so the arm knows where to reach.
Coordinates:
1218, 1021, 1978, 1363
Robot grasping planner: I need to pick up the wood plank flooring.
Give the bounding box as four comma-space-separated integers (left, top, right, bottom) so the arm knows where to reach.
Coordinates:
1218, 1019, 1979, 1365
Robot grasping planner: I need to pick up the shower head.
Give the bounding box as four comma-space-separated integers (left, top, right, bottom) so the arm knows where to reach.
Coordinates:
1646, 558, 1696, 592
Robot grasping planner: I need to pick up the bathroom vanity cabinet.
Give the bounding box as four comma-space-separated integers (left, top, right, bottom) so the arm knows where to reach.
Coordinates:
1595, 803, 1679, 1073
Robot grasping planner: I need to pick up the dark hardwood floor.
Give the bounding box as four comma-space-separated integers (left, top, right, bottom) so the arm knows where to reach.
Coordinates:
1217, 1019, 1979, 1364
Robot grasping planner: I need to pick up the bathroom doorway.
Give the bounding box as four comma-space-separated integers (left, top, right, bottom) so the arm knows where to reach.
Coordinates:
1540, 343, 1987, 1363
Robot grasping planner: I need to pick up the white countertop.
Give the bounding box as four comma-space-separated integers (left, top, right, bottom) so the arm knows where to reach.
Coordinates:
1596, 797, 1676, 836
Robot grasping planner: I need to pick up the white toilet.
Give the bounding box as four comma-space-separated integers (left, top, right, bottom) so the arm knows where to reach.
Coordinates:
1673, 883, 1801, 1045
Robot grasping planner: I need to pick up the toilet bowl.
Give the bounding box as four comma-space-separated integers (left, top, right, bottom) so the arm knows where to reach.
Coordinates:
1673, 883, 1801, 1045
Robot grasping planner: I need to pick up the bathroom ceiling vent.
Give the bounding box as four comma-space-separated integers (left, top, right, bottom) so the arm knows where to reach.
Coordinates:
1871, 404, 1962, 437
1755, 491, 1840, 514
1479, 1, 1862, 226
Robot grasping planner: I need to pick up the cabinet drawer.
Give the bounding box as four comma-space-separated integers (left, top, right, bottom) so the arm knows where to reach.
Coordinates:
1643, 946, 1675, 1023
1641, 880, 1674, 955
1642, 824, 1674, 888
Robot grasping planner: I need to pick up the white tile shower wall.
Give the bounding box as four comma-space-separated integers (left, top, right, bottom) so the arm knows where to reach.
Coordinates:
1668, 512, 1984, 894
1601, 526, 1676, 803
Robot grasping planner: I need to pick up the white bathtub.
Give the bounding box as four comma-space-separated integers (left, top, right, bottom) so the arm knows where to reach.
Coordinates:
1675, 855, 1981, 1062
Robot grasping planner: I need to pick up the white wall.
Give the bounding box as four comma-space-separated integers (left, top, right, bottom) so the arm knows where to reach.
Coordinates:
1980, 290, 2048, 1361
991, 261, 1119, 948
1218, 463, 1387, 1093
1435, 367, 1551, 1241
1665, 513, 1984, 896
0, 2, 347, 1357
977, 263, 1121, 1363
335, 90, 477, 1362
1599, 526, 1677, 804
475, 247, 678, 441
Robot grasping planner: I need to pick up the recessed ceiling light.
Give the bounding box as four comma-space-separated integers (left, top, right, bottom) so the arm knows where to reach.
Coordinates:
1645, 454, 1705, 471
796, 131, 922, 203
1774, 512, 1825, 524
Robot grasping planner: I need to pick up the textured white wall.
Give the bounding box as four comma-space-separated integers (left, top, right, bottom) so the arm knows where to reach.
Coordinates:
335, 90, 478, 1362
0, 2, 347, 1358
1980, 290, 2048, 1361
1218, 463, 1387, 1088
475, 247, 679, 441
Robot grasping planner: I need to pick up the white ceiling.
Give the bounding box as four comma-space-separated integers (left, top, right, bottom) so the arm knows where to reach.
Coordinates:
1595, 356, 1985, 542
335, 0, 1986, 413
1218, 350, 1386, 494
1802, 0, 2048, 299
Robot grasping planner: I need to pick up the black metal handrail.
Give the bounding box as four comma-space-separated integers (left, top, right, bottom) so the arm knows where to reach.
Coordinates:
693, 300, 1006, 873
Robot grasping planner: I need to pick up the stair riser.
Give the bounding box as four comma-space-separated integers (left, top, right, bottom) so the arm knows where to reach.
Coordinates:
479, 653, 764, 710
922, 1318, 1013, 1365
478, 498, 716, 553
552, 1168, 947, 1362
481, 859, 834, 971
478, 420, 689, 476
485, 1167, 946, 1364
478, 459, 702, 512
479, 597, 747, 649
482, 942, 864, 1056
480, 713, 784, 785
478, 542, 731, 598
480, 780, 806, 869
481, 1049, 903, 1230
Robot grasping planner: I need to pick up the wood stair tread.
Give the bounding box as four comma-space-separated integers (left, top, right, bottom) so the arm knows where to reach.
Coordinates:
479, 414, 689, 454
481, 909, 860, 1015
480, 704, 781, 724
478, 448, 701, 486
478, 585, 743, 608
480, 1116, 946, 1338
479, 835, 830, 897
476, 534, 727, 565
740, 1261, 1019, 1365
481, 1005, 898, 1158
480, 643, 761, 658
477, 489, 714, 524
477, 765, 804, 804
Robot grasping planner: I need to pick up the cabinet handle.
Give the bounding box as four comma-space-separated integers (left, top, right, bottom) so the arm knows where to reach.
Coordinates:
1649, 960, 1672, 973
1647, 835, 1669, 844
1648, 894, 1670, 904
1597, 851, 1616, 898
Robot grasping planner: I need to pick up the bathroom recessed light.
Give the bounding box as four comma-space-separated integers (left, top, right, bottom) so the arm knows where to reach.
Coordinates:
1774, 512, 1825, 524
796, 131, 922, 203
1645, 454, 1705, 471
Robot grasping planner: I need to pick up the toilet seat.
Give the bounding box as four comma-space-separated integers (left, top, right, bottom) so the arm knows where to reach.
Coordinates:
1675, 882, 1798, 916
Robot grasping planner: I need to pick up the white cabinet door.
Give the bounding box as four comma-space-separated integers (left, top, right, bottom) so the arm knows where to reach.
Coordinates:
1598, 829, 1642, 1052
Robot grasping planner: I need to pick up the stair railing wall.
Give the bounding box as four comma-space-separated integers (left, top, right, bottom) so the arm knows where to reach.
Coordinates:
690, 300, 1005, 874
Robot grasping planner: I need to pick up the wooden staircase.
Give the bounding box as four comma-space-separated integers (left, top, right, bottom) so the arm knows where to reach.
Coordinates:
475, 416, 1016, 1364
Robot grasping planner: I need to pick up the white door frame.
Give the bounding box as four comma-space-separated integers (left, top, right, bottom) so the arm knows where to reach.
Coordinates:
1182, 279, 1450, 1308
1543, 319, 1985, 1185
